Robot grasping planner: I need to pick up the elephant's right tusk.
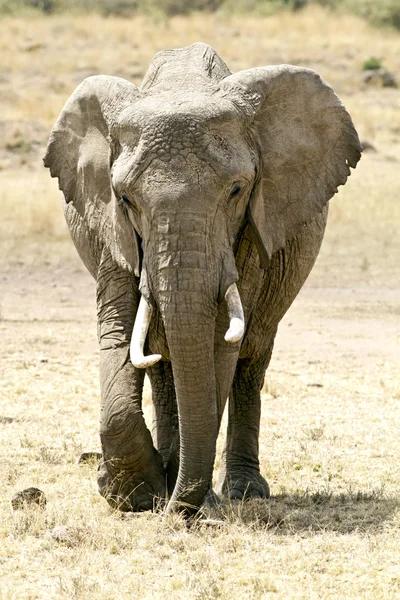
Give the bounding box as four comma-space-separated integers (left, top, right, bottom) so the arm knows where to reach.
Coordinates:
224, 283, 245, 343
130, 296, 162, 369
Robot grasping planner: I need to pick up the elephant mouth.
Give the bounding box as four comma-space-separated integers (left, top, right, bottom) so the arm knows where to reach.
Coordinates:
130, 281, 244, 369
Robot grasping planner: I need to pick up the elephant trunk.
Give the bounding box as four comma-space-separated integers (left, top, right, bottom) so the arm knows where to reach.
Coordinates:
160, 296, 219, 512
135, 212, 241, 512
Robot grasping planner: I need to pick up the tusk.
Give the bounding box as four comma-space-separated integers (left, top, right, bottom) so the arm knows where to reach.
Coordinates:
130, 296, 162, 368
224, 283, 245, 343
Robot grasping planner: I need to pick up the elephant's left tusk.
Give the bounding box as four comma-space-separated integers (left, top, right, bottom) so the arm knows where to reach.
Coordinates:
130, 296, 162, 369
224, 283, 245, 343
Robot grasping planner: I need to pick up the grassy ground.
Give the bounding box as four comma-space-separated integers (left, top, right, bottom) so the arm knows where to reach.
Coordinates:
1, 7, 400, 599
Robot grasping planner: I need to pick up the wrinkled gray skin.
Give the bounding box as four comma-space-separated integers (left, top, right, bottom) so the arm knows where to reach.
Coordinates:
44, 43, 361, 514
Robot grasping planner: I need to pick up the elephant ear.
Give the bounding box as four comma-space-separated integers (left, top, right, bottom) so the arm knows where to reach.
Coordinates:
220, 66, 362, 268
43, 75, 141, 275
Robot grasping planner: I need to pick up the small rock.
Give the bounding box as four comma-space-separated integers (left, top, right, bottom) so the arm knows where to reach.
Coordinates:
50, 525, 87, 545
51, 525, 71, 542
307, 383, 323, 388
362, 68, 398, 88
0, 416, 14, 424
382, 71, 398, 88
78, 451, 102, 464
11, 487, 46, 510
21, 42, 46, 52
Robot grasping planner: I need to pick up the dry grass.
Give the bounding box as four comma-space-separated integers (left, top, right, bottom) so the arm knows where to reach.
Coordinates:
1, 6, 400, 599
1, 6, 400, 245
1, 7, 400, 126
1, 315, 399, 599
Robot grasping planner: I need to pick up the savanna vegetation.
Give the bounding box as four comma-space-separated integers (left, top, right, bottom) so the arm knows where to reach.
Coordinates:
0, 4, 399, 599
1, 0, 400, 31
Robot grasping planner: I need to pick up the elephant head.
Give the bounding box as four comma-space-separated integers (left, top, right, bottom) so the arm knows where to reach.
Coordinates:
44, 43, 361, 512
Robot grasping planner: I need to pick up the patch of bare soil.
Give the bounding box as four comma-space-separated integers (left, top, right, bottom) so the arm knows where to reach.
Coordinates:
2, 248, 398, 364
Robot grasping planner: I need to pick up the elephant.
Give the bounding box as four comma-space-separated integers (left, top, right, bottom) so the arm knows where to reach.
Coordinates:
44, 42, 361, 514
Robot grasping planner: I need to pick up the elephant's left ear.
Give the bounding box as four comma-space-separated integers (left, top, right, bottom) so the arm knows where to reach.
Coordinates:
219, 66, 362, 268
43, 75, 141, 276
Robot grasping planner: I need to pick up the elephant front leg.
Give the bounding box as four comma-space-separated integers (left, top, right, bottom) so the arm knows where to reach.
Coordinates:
147, 361, 179, 495
98, 348, 165, 511
217, 350, 274, 501
97, 250, 165, 511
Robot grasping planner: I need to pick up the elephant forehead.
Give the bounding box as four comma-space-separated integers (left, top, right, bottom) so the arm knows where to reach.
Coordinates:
142, 115, 203, 152
119, 94, 240, 141
116, 95, 253, 176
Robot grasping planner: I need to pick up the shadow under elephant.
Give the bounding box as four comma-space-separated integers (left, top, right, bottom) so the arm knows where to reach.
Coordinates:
200, 489, 399, 535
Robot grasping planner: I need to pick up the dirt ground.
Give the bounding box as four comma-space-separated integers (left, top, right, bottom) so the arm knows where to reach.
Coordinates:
1, 206, 399, 484
2, 242, 399, 365
1, 231, 400, 598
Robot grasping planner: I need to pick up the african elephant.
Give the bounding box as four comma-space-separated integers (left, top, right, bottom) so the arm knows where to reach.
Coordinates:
44, 43, 361, 514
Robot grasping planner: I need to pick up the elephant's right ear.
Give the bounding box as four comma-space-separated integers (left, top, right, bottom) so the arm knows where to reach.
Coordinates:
219, 66, 362, 268
43, 75, 141, 276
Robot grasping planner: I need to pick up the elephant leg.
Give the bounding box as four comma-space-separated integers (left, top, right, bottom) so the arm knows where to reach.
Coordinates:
217, 339, 275, 500
97, 249, 165, 511
147, 361, 179, 494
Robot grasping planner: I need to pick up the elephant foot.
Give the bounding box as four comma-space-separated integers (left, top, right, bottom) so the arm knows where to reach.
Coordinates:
198, 488, 222, 517
204, 487, 222, 508
218, 468, 270, 501
98, 450, 166, 512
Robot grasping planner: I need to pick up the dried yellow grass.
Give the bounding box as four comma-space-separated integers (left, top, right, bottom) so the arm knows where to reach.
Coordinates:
1, 6, 400, 244
1, 7, 400, 125
1, 314, 399, 599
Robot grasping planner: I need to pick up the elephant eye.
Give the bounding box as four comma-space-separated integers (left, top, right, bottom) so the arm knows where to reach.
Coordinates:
230, 183, 242, 198
120, 192, 141, 216
121, 193, 131, 206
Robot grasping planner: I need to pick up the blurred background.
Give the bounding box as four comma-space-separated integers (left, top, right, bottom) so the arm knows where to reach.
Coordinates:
0, 0, 399, 285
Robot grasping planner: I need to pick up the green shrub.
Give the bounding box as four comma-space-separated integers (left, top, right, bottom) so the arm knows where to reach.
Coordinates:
362, 57, 383, 71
